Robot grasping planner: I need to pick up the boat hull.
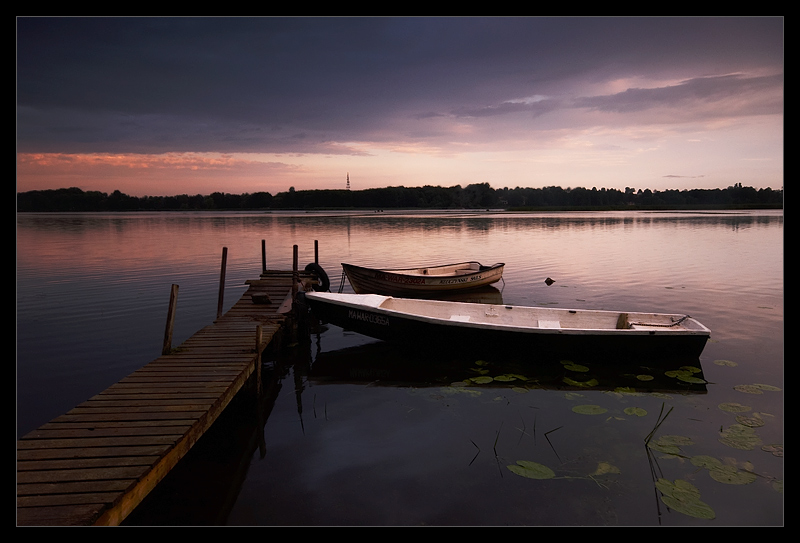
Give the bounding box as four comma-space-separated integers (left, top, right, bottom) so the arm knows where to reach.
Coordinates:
301, 292, 711, 361
342, 262, 504, 296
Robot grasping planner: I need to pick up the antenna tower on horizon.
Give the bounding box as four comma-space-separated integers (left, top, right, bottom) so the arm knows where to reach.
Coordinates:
346, 172, 350, 190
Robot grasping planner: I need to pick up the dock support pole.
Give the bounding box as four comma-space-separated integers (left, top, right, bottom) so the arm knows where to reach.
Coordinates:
162, 284, 179, 355
314, 239, 319, 264
217, 247, 228, 320
292, 245, 299, 301
261, 240, 266, 274
255, 324, 263, 396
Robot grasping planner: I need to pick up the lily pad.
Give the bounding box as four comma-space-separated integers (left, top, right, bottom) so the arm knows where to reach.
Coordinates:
563, 377, 599, 388
735, 413, 765, 428
507, 460, 556, 479
690, 455, 723, 470
761, 443, 783, 457
624, 407, 647, 417
636, 374, 654, 381
493, 374, 517, 382
714, 359, 738, 367
718, 402, 752, 413
648, 434, 693, 455
563, 363, 590, 372
733, 384, 764, 394
752, 383, 782, 392
572, 404, 608, 415
719, 424, 762, 451
470, 376, 494, 384
591, 462, 621, 476
708, 465, 757, 485
676, 373, 707, 384
656, 478, 715, 520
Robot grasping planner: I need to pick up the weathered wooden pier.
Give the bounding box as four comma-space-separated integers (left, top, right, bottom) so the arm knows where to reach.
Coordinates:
17, 243, 320, 526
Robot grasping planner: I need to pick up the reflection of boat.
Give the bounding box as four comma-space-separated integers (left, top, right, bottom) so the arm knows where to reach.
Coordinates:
308, 341, 708, 393
341, 261, 504, 296
300, 292, 711, 360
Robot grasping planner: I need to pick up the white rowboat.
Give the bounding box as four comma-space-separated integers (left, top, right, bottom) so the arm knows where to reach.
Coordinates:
301, 292, 711, 360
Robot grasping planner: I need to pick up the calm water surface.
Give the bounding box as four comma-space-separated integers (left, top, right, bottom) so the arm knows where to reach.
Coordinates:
16, 210, 783, 526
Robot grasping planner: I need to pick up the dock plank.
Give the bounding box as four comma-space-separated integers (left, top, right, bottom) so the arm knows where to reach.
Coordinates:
17, 272, 307, 526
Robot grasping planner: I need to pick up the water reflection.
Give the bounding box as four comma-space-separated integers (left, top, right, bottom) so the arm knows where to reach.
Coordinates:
306, 338, 708, 395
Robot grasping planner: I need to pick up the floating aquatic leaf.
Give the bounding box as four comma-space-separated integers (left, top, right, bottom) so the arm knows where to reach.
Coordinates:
718, 402, 752, 413
511, 387, 528, 394
572, 404, 607, 415
474, 360, 488, 366
591, 462, 621, 476
493, 374, 517, 382
752, 383, 782, 392
714, 359, 738, 367
636, 374, 654, 381
660, 495, 716, 520
719, 424, 762, 450
624, 407, 647, 417
690, 455, 723, 470
612, 386, 643, 395
665, 368, 705, 383
680, 365, 702, 374
648, 434, 692, 455
650, 392, 673, 400
470, 376, 494, 384
773, 480, 784, 493
708, 465, 757, 485
656, 435, 694, 446
507, 460, 556, 479
564, 392, 585, 400
761, 443, 783, 457
735, 413, 765, 428
677, 373, 707, 384
563, 363, 590, 372
656, 478, 715, 520
733, 384, 764, 394
647, 441, 680, 454
563, 377, 599, 388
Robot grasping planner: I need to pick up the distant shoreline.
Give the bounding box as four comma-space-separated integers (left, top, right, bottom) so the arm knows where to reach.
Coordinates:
16, 184, 784, 213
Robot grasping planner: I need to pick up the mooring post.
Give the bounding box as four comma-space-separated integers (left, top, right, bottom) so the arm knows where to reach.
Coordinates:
261, 240, 267, 274
255, 324, 263, 396
292, 245, 299, 301
217, 247, 228, 320
162, 284, 179, 355
314, 239, 319, 264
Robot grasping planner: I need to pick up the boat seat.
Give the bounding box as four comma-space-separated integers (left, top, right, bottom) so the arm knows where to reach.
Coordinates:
537, 320, 561, 329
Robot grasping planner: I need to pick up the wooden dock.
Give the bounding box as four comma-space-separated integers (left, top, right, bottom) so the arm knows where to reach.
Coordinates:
16, 268, 314, 526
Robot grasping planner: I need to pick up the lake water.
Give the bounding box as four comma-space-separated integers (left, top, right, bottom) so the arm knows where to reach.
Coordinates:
16, 209, 784, 526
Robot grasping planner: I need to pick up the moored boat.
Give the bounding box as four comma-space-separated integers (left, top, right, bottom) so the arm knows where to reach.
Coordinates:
341, 261, 504, 296
300, 292, 711, 361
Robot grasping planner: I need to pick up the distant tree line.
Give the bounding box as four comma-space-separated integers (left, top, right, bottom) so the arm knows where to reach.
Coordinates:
16, 183, 783, 212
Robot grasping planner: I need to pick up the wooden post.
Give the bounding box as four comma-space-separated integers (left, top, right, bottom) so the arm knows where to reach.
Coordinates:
314, 239, 319, 264
292, 244, 299, 301
255, 325, 263, 396
261, 240, 266, 274
162, 284, 179, 355
217, 247, 228, 320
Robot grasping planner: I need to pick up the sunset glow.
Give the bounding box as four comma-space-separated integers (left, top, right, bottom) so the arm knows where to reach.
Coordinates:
16, 17, 783, 197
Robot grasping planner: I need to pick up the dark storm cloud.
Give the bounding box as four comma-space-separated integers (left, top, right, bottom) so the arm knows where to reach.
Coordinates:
16, 17, 784, 154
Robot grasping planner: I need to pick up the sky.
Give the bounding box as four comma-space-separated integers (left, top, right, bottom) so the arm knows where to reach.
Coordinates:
16, 17, 784, 197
